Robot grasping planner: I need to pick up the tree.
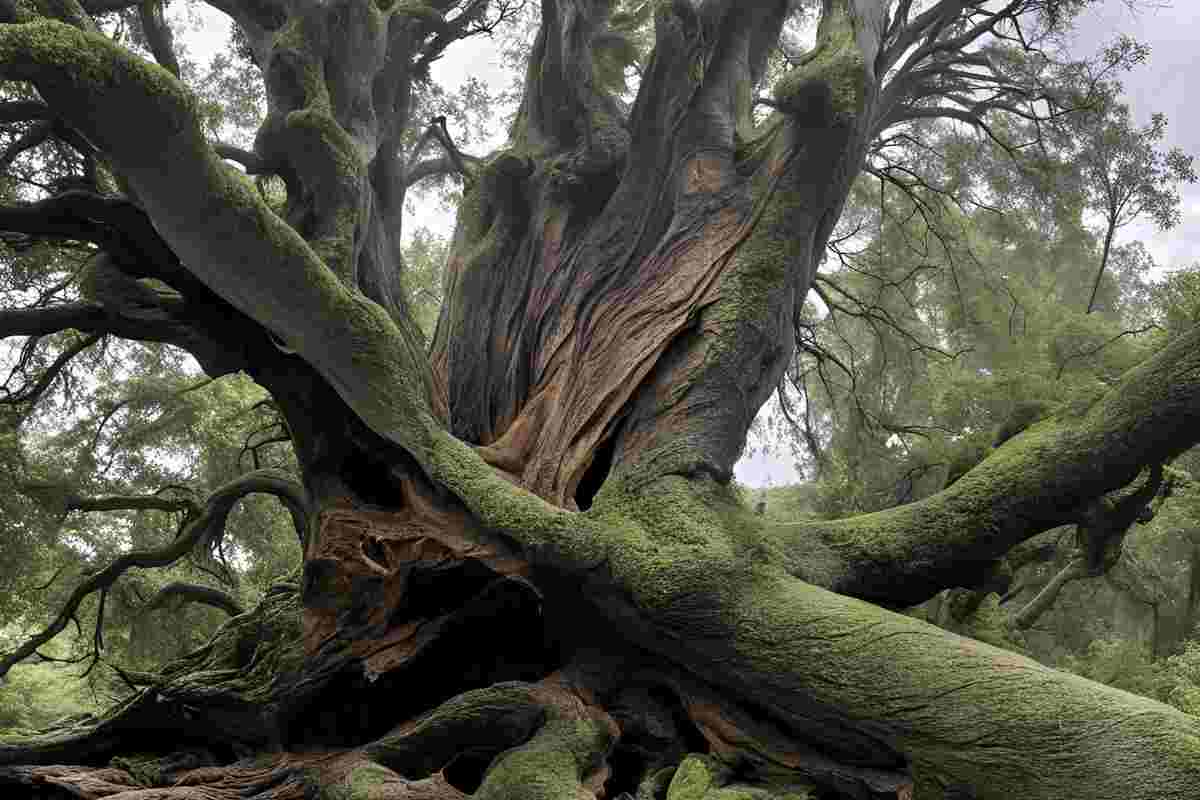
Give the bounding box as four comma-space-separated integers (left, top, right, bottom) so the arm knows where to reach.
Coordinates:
2, 1, 1200, 798
781, 104, 1175, 641
1071, 93, 1196, 314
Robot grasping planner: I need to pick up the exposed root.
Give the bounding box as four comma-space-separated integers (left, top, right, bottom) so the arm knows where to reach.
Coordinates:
0, 505, 912, 800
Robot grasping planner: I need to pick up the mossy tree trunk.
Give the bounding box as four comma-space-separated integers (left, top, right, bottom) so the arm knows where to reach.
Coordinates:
2, 1, 1200, 799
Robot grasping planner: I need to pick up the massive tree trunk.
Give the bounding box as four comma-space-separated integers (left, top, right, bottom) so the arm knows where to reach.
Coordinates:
3, 1, 1200, 799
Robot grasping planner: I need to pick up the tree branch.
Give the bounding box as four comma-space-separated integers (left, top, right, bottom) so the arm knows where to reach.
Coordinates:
0, 118, 52, 172
213, 142, 269, 174
0, 99, 51, 122
403, 154, 471, 188
143, 581, 244, 616
775, 321, 1200, 607
77, 0, 140, 11
136, 0, 180, 79
65, 493, 199, 514
0, 469, 307, 679
0, 331, 101, 406
403, 116, 480, 188
0, 190, 179, 275
0, 20, 447, 457
1011, 557, 1087, 629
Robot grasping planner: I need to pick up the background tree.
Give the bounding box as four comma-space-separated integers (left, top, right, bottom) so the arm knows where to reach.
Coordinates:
1, 2, 1200, 799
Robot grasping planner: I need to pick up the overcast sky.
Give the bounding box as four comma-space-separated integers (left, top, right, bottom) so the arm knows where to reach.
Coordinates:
179, 1, 1197, 489
1068, 2, 1199, 272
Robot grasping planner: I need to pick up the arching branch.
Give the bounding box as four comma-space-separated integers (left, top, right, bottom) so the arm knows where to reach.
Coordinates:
143, 581, 244, 617
403, 154, 475, 188
778, 324, 1200, 608
213, 142, 270, 174
0, 469, 308, 679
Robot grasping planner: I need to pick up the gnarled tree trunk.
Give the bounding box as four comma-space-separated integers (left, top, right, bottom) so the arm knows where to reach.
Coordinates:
2, 1, 1200, 799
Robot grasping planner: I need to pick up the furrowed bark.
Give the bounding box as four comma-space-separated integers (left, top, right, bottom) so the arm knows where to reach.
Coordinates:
431, 0, 871, 507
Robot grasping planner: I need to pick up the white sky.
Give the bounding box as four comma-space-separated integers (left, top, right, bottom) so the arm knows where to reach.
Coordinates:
175, 1, 1197, 489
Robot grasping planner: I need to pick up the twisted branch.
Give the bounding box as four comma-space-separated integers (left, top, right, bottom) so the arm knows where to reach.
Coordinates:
0, 469, 308, 679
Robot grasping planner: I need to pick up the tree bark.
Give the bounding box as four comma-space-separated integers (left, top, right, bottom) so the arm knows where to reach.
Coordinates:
3, 2, 1200, 800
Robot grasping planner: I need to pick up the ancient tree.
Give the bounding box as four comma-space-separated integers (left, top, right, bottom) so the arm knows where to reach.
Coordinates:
1, 0, 1200, 798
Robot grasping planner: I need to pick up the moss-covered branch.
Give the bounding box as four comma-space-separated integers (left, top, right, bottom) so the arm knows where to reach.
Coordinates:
774, 322, 1200, 607
143, 581, 245, 617
0, 19, 444, 458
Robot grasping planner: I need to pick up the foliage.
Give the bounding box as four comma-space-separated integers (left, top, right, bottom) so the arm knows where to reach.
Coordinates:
1059, 633, 1200, 719
0, 659, 101, 732
781, 75, 1178, 519
402, 227, 449, 343
1059, 636, 1165, 699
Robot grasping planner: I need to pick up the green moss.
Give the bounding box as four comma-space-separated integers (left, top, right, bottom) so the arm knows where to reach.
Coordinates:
286, 107, 361, 171
310, 205, 361, 279
426, 427, 596, 561
773, 4, 864, 117
31, 0, 93, 32
329, 762, 396, 799
993, 400, 1052, 447
0, 20, 106, 84
479, 748, 576, 797
0, 20, 196, 129
392, 1, 445, 26
12, 0, 39, 22
958, 592, 1026, 652
1056, 380, 1108, 421
476, 718, 610, 799
110, 753, 165, 786
666, 754, 717, 800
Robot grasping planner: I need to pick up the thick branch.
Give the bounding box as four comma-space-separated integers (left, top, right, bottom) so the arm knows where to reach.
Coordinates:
777, 321, 1200, 607
143, 581, 244, 616
403, 155, 469, 187
213, 142, 268, 174
0, 20, 443, 455
65, 493, 198, 514
136, 0, 180, 78
0, 191, 180, 278
0, 99, 51, 122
